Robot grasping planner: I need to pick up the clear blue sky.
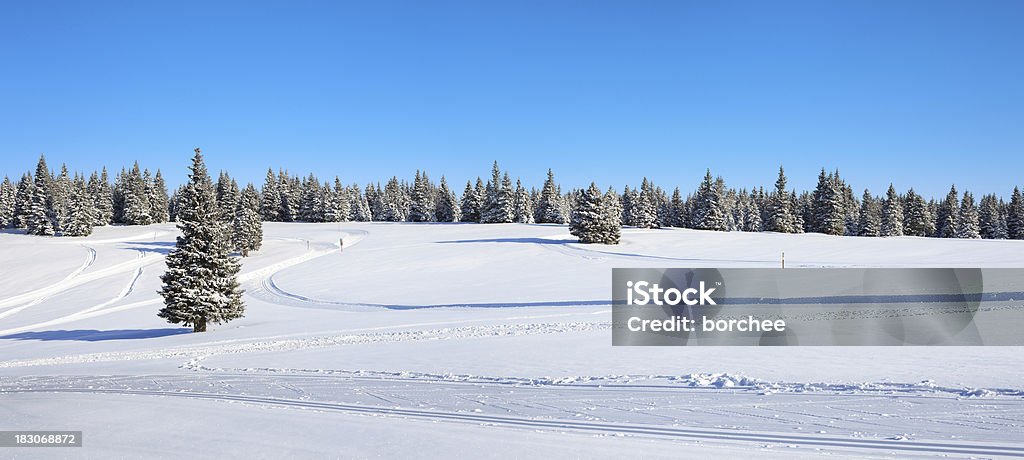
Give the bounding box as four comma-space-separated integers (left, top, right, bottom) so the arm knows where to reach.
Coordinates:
1, 0, 1021, 198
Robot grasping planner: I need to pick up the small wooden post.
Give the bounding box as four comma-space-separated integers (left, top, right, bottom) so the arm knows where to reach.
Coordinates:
782, 251, 785, 269
339, 238, 344, 252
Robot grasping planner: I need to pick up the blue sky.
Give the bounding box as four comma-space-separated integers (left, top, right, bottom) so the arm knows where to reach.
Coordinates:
1, 1, 1021, 198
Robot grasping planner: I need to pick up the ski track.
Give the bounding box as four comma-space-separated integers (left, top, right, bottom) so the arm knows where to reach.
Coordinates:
3, 386, 1023, 457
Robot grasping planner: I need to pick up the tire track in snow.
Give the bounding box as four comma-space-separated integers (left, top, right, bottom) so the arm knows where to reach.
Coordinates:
5, 387, 1024, 457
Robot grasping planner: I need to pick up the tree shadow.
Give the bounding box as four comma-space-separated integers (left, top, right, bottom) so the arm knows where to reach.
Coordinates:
0, 328, 192, 342
122, 241, 176, 255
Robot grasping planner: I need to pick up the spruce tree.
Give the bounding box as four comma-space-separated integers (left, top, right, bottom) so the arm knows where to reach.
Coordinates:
159, 148, 244, 333
435, 176, 460, 222
233, 183, 264, 256
409, 170, 436, 222
602, 186, 623, 244
13, 173, 33, 228
63, 175, 94, 237
570, 183, 619, 244
26, 156, 55, 236
150, 170, 170, 223
93, 168, 114, 226
880, 184, 903, 237
955, 191, 980, 239
766, 167, 794, 233
350, 184, 372, 221
633, 178, 659, 229
459, 179, 483, 223
123, 163, 153, 225
0, 177, 14, 228
935, 185, 959, 238
1008, 187, 1024, 240
902, 189, 934, 237
978, 194, 1002, 239
513, 179, 534, 224
858, 189, 881, 237
260, 168, 282, 221
535, 169, 564, 224
691, 169, 726, 231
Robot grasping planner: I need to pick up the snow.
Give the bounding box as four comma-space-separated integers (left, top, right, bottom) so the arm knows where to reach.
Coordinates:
1, 222, 1023, 458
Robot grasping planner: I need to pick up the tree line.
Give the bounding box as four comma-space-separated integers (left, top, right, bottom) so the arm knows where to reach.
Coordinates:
3, 156, 1024, 245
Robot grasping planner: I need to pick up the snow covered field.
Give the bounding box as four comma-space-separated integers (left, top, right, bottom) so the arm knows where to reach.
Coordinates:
1, 222, 1023, 458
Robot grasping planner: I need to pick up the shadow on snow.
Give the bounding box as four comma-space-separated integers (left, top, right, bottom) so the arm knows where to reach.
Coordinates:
0, 328, 192, 342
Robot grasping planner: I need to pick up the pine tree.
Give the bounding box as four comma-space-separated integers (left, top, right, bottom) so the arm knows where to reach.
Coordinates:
0, 177, 14, 228
94, 168, 114, 225
766, 167, 794, 233
459, 179, 483, 223
935, 185, 959, 238
278, 170, 297, 222
880, 184, 903, 237
979, 194, 1003, 239
380, 176, 409, 222
324, 177, 350, 222
570, 183, 620, 244
63, 175, 94, 237
512, 179, 533, 223
123, 163, 153, 225
25, 155, 55, 236
1008, 187, 1024, 240
602, 186, 623, 244
51, 165, 72, 233
955, 191, 980, 239
409, 170, 436, 222
159, 148, 244, 333
902, 189, 934, 237
691, 169, 726, 231
858, 189, 881, 237
535, 169, 564, 224
150, 170, 170, 223
13, 173, 33, 228
233, 184, 264, 256
633, 178, 659, 229
298, 174, 323, 222
434, 176, 459, 222
350, 184, 372, 221
259, 169, 281, 221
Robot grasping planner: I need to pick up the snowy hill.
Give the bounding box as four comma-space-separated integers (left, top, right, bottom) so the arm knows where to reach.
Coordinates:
1, 223, 1023, 458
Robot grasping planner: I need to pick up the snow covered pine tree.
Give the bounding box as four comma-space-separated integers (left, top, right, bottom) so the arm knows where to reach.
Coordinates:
159, 148, 244, 333
570, 183, 620, 244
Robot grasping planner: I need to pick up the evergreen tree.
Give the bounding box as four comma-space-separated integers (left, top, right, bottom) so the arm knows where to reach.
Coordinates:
409, 170, 436, 222
159, 149, 244, 333
51, 165, 72, 233
766, 167, 794, 233
380, 176, 409, 221
633, 178, 659, 229
880, 184, 903, 237
902, 189, 934, 237
1008, 187, 1024, 239
459, 179, 483, 223
0, 177, 14, 228
123, 163, 153, 225
324, 177, 350, 222
955, 191, 980, 239
150, 170, 170, 223
278, 170, 297, 222
691, 169, 726, 231
13, 173, 33, 228
435, 176, 460, 222
298, 174, 324, 222
259, 168, 282, 221
570, 183, 620, 244
810, 169, 846, 235
979, 194, 1003, 239
535, 169, 564, 224
233, 183, 264, 256
512, 179, 533, 223
858, 189, 881, 237
349, 184, 371, 221
25, 155, 55, 236
935, 185, 959, 238
63, 175, 94, 237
